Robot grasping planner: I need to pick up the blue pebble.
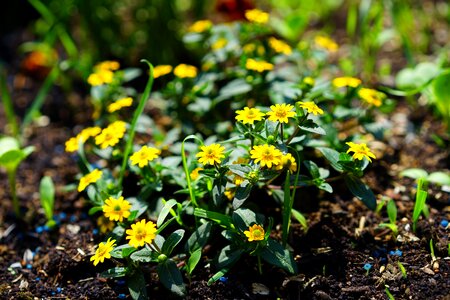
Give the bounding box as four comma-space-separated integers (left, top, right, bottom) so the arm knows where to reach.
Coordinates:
59, 212, 67, 220
52, 292, 55, 296
69, 215, 77, 222
43, 225, 50, 232
219, 276, 228, 282
363, 263, 372, 271
394, 250, 403, 257
118, 294, 126, 299
26, 264, 32, 269
56, 287, 62, 293
36, 226, 44, 234
35, 277, 40, 281
93, 229, 99, 235
441, 220, 449, 228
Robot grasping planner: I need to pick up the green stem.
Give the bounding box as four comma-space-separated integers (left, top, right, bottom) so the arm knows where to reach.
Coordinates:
22, 66, 60, 130
282, 171, 291, 246
8, 171, 20, 218
118, 60, 154, 188
0, 70, 19, 140
181, 136, 200, 207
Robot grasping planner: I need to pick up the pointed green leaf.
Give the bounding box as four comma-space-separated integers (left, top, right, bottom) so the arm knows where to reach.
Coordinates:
344, 175, 376, 210
157, 259, 186, 297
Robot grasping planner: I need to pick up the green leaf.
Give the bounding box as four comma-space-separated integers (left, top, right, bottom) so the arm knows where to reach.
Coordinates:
304, 160, 320, 178
386, 199, 397, 224
157, 199, 178, 227
318, 182, 333, 193
129, 247, 155, 262
317, 147, 343, 172
430, 72, 450, 123
186, 248, 202, 275
298, 121, 326, 135
128, 268, 148, 300
233, 182, 253, 209
260, 238, 298, 274
396, 62, 440, 90
344, 175, 376, 210
111, 244, 137, 259
157, 259, 186, 297
186, 222, 212, 253
127, 197, 148, 221
232, 208, 262, 231
228, 164, 252, 177
0, 136, 20, 157
291, 209, 308, 231
194, 208, 233, 228
88, 206, 103, 215
399, 168, 428, 179
39, 176, 55, 221
214, 78, 252, 103
412, 178, 428, 231
0, 147, 34, 172
207, 268, 230, 286
101, 267, 128, 278
216, 245, 244, 269
212, 176, 227, 206
162, 229, 185, 256
427, 172, 450, 186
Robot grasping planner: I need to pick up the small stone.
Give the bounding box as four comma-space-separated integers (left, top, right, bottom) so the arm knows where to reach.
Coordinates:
380, 265, 386, 273
19, 280, 28, 290
422, 267, 435, 275
440, 220, 449, 228
252, 283, 270, 295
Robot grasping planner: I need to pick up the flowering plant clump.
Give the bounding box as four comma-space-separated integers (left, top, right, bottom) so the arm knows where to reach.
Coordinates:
65, 8, 391, 298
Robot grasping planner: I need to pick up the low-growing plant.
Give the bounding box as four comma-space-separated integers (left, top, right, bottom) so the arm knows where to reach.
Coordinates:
411, 178, 429, 232
63, 8, 392, 298
378, 199, 398, 237
0, 137, 34, 218
39, 176, 56, 228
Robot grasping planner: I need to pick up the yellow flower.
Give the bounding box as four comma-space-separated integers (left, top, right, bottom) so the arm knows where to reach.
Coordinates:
332, 77, 362, 88
212, 38, 228, 50
314, 36, 339, 52
95, 127, 121, 149
243, 43, 256, 53
224, 189, 235, 201
245, 9, 269, 24
153, 65, 173, 78
108, 120, 127, 134
346, 142, 377, 162
244, 224, 265, 242
95, 61, 120, 71
79, 126, 102, 142
97, 216, 115, 233
235, 107, 265, 125
65, 136, 81, 153
78, 169, 102, 192
87, 69, 114, 86
196, 143, 226, 166
276, 153, 297, 173
266, 103, 296, 123
130, 145, 161, 168
102, 196, 132, 222
250, 144, 282, 168
90, 237, 116, 266
126, 219, 157, 248
303, 77, 315, 86
107, 97, 133, 113
245, 58, 273, 72
188, 20, 212, 33
174, 64, 198, 78
358, 88, 384, 107
190, 167, 203, 180
268, 37, 292, 55
234, 175, 244, 186
297, 101, 324, 115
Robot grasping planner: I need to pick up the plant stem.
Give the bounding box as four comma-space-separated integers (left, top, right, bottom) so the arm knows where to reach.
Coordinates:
118, 60, 154, 188
8, 171, 20, 218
